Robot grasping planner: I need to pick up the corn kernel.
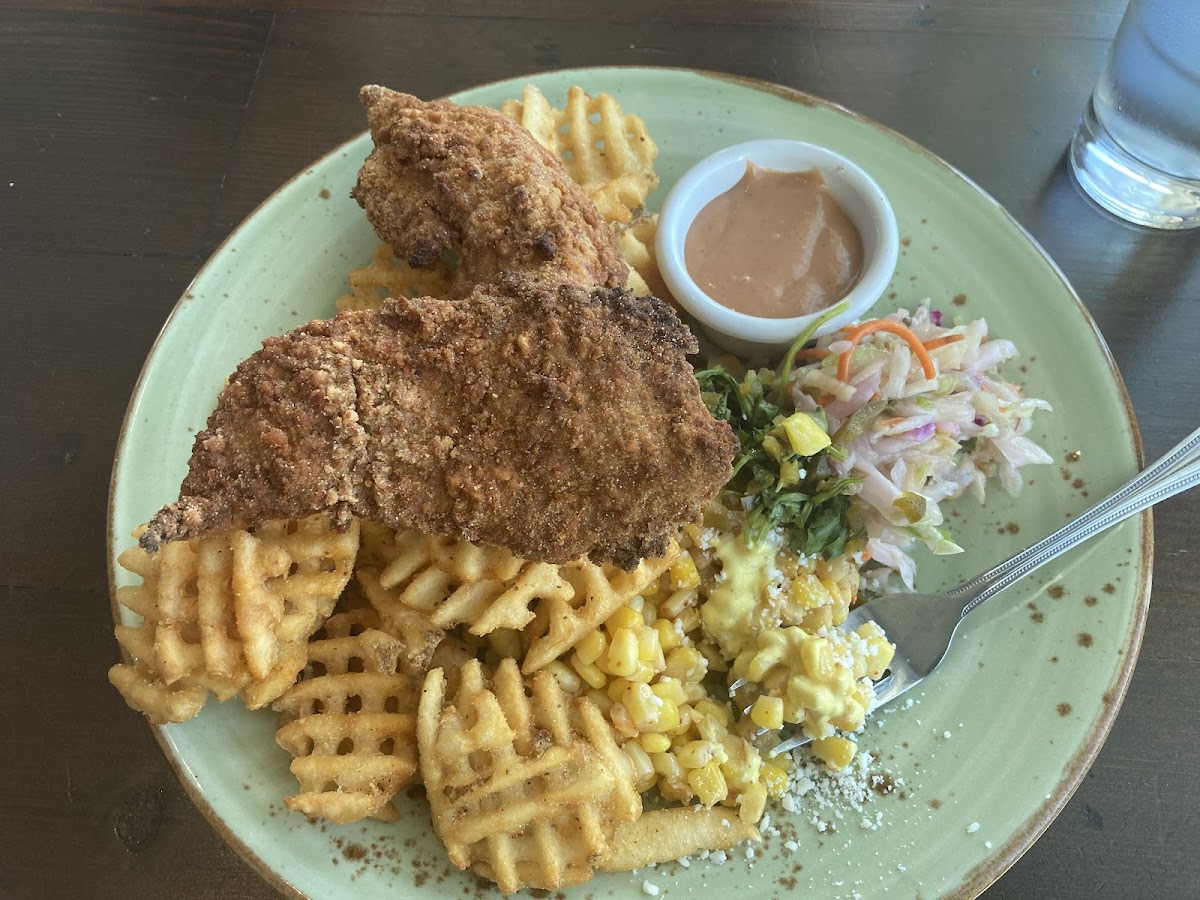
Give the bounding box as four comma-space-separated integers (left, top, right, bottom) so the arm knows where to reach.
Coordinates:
851, 683, 872, 712
636, 626, 661, 663
640, 576, 662, 601
664, 647, 707, 681
651, 678, 688, 707
801, 638, 834, 681
641, 695, 680, 733
790, 572, 833, 610
623, 682, 662, 730
659, 587, 696, 619
543, 660, 583, 694
693, 698, 730, 725
698, 641, 729, 673
718, 736, 761, 789
831, 699, 865, 733
610, 702, 638, 736
779, 459, 801, 487
608, 677, 631, 703
762, 667, 789, 695
627, 662, 657, 684
683, 682, 708, 703
575, 629, 607, 666
811, 736, 857, 769
653, 619, 682, 652
570, 652, 608, 690
761, 434, 785, 460
695, 713, 726, 743
863, 639, 895, 682
656, 753, 692, 803
687, 760, 728, 807
638, 732, 672, 754
739, 782, 768, 824
801, 605, 832, 633
668, 703, 694, 736
669, 553, 701, 591
761, 761, 789, 797
641, 601, 658, 626
623, 740, 657, 792
676, 739, 717, 769
659, 779, 693, 803
781, 410, 832, 455
750, 695, 785, 731
605, 627, 640, 677
607, 606, 643, 631
676, 607, 702, 635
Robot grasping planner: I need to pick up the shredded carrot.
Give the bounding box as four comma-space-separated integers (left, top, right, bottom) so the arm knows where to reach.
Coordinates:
922, 334, 964, 351
877, 416, 906, 427
861, 547, 872, 562
792, 348, 831, 361
837, 319, 938, 382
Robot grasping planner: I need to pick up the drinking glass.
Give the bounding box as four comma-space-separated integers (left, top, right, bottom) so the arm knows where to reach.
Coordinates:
1069, 0, 1200, 230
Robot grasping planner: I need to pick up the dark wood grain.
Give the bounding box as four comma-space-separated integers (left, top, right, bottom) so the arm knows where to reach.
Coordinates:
3, 4, 1198, 899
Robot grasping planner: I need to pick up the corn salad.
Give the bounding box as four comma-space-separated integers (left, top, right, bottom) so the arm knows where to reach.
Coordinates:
528, 511, 895, 825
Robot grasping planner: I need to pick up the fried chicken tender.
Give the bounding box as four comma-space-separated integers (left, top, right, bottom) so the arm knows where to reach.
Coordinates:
352, 86, 628, 298
141, 276, 737, 570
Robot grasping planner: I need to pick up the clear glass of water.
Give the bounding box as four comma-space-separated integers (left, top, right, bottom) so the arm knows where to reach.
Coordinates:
1069, 0, 1200, 230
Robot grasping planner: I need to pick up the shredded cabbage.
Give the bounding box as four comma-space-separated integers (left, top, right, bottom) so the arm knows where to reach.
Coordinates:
792, 306, 1052, 588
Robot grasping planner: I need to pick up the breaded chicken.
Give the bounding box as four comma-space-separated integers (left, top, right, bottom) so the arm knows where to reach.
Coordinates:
141, 276, 737, 569
352, 86, 629, 298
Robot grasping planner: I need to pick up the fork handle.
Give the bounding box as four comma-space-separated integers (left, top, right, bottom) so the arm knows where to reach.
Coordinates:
953, 424, 1200, 616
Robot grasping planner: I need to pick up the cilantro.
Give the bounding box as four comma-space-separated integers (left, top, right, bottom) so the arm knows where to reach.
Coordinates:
695, 364, 866, 560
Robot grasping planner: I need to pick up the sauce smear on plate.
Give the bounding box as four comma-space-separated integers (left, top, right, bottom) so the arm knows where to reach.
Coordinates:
685, 161, 863, 318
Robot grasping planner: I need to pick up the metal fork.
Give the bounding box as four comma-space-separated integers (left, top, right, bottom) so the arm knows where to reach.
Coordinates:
764, 423, 1200, 756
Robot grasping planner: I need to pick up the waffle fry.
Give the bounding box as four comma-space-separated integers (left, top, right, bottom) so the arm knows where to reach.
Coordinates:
616, 212, 672, 301
521, 542, 679, 674
598, 807, 760, 872
334, 243, 455, 314
500, 85, 658, 225
274, 609, 420, 824
109, 515, 358, 724
419, 658, 640, 893
356, 525, 675, 673
356, 565, 445, 671
353, 526, 575, 638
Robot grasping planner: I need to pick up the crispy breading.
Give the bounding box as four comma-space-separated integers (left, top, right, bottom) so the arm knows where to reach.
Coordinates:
352, 86, 628, 298
141, 276, 737, 569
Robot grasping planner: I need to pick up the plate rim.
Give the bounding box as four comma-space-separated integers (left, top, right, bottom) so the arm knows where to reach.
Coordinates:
106, 64, 1153, 900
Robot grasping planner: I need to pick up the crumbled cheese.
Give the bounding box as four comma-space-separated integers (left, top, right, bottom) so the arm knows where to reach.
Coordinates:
967, 822, 980, 834
985, 841, 993, 849
642, 879, 660, 896
784, 839, 799, 852
942, 730, 952, 739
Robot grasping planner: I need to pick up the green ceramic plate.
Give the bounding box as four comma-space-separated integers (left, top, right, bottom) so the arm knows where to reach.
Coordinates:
108, 67, 1150, 899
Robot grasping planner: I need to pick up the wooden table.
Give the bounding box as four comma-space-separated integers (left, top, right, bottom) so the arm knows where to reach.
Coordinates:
4, 3, 1198, 898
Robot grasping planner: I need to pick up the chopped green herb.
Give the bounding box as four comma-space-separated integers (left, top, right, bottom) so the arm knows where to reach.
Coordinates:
695, 360, 866, 560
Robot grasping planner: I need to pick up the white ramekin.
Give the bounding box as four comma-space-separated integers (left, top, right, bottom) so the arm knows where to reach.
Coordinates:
656, 139, 899, 357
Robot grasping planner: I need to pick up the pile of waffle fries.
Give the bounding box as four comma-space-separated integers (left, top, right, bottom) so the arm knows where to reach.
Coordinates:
111, 86, 889, 894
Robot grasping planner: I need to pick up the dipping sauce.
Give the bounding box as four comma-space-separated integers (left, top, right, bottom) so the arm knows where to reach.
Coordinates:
685, 161, 864, 319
